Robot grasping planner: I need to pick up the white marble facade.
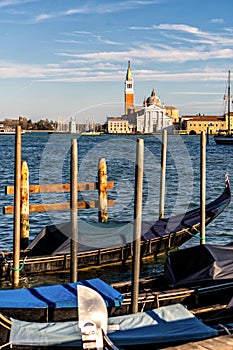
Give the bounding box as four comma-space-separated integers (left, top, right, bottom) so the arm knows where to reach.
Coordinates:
137, 104, 172, 133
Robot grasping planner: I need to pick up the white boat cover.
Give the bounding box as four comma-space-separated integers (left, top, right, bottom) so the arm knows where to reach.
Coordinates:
10, 304, 217, 347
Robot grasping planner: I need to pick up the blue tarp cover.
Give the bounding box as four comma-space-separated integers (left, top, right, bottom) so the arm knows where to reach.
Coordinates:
9, 304, 218, 347
0, 278, 123, 308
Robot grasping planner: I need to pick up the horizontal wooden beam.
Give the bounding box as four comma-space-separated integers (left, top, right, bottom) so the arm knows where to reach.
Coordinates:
3, 199, 114, 214
5, 181, 114, 195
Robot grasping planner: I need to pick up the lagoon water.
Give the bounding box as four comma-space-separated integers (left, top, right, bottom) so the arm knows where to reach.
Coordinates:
0, 132, 233, 286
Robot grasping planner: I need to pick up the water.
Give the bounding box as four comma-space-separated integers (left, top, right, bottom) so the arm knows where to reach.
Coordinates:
0, 132, 233, 287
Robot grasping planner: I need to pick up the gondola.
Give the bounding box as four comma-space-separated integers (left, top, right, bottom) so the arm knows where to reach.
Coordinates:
0, 286, 233, 350
111, 243, 233, 320
1, 242, 233, 324
0, 175, 231, 279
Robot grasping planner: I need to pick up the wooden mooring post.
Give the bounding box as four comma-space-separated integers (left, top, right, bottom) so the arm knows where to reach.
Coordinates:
200, 131, 206, 245
131, 138, 144, 314
159, 129, 167, 219
98, 157, 108, 222
13, 126, 22, 288
70, 139, 78, 282
20, 160, 29, 250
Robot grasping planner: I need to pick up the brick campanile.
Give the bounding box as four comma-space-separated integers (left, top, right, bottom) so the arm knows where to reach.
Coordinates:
124, 61, 134, 115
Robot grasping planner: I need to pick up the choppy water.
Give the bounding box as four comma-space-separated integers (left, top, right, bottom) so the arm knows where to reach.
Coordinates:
0, 132, 232, 287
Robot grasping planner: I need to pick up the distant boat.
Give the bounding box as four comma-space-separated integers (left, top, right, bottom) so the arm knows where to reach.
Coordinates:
0, 128, 25, 135
214, 70, 233, 144
80, 131, 102, 136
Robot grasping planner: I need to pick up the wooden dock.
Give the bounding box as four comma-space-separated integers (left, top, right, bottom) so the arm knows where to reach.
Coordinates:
164, 335, 233, 349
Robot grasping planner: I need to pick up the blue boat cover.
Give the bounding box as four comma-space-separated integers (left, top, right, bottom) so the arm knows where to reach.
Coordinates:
9, 304, 218, 347
0, 278, 123, 308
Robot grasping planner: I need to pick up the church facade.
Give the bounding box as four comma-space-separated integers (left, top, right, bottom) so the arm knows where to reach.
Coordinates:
123, 62, 176, 133
137, 89, 173, 133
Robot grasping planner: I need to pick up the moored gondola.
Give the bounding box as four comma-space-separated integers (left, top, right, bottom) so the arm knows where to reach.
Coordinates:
0, 287, 233, 350
0, 175, 231, 279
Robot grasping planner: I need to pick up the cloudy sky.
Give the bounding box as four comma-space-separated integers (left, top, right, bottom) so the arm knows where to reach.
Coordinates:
0, 0, 232, 123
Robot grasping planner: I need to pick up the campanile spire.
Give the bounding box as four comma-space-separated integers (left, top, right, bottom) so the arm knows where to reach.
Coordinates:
124, 61, 134, 114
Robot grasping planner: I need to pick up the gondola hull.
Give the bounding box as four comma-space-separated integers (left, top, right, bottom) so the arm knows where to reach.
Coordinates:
1, 176, 231, 279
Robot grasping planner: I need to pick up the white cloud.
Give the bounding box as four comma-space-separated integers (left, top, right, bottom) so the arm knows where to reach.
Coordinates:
211, 18, 224, 24
0, 0, 35, 8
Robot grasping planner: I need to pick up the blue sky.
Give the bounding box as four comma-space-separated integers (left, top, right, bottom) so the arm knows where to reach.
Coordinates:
0, 0, 232, 123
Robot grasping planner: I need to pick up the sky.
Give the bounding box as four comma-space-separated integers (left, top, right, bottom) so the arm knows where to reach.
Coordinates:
0, 0, 233, 124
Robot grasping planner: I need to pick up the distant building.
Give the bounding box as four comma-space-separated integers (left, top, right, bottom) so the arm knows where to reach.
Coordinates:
165, 106, 180, 125
69, 116, 76, 133
107, 117, 133, 133
136, 89, 173, 133
123, 62, 176, 133
181, 114, 229, 135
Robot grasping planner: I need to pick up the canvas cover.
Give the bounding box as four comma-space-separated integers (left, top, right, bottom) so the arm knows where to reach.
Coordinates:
0, 278, 123, 309
9, 303, 217, 347
164, 244, 233, 287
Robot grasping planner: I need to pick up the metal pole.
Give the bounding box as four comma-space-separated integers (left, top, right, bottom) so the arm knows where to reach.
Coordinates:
200, 131, 206, 245
159, 129, 167, 219
70, 139, 78, 282
131, 138, 144, 314
98, 158, 108, 222
13, 125, 22, 288
20, 160, 29, 249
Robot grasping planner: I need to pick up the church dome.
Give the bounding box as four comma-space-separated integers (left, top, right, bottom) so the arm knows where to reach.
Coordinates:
146, 88, 161, 106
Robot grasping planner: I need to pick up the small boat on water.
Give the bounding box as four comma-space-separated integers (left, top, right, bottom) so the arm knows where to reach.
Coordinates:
0, 128, 25, 135
0, 285, 232, 350
0, 175, 231, 278
112, 242, 233, 321
80, 131, 102, 136
214, 70, 233, 144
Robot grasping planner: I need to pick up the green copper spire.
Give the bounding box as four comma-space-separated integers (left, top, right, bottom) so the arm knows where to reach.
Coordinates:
126, 60, 133, 81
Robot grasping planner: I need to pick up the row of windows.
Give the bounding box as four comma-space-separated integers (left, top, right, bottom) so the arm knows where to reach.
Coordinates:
189, 123, 224, 127
109, 122, 127, 126
109, 127, 128, 130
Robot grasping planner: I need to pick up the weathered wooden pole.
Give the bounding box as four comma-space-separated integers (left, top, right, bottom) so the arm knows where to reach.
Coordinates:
206, 126, 210, 144
200, 131, 206, 245
13, 126, 22, 288
20, 160, 29, 249
131, 138, 144, 314
159, 129, 167, 219
70, 139, 78, 282
98, 157, 108, 222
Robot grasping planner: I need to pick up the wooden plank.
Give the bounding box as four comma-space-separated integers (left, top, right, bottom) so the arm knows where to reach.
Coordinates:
5, 181, 114, 194
3, 199, 115, 214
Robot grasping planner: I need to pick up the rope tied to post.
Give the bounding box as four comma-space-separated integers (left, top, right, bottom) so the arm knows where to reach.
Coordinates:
10, 256, 27, 271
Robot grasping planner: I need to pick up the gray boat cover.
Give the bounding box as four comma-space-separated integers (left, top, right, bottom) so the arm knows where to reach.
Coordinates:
0, 278, 123, 309
164, 244, 233, 287
9, 304, 217, 347
26, 177, 231, 255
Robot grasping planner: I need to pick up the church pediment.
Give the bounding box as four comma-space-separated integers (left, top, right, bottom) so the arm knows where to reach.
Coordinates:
146, 104, 165, 112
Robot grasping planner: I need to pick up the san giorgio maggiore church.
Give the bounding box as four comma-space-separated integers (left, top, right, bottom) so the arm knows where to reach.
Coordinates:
108, 61, 179, 134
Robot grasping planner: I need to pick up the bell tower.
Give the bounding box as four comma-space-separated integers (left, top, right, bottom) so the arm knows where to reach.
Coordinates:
124, 61, 134, 115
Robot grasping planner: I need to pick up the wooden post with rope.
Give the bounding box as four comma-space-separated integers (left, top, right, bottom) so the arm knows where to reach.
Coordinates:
98, 158, 108, 222
20, 160, 29, 250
